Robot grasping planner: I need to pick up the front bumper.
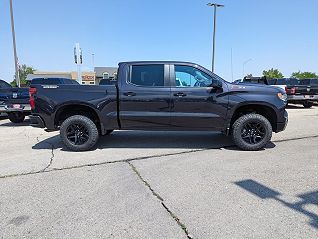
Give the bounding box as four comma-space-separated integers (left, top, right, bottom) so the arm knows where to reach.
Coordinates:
29, 115, 45, 128
276, 110, 288, 133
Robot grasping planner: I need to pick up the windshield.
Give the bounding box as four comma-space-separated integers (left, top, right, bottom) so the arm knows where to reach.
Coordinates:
0, 80, 12, 88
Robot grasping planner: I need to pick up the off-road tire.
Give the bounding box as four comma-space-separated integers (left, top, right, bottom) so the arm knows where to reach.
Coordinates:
8, 112, 25, 123
60, 115, 99, 151
232, 113, 272, 151
303, 101, 313, 108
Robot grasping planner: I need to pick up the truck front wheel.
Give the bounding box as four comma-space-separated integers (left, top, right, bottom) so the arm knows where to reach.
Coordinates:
8, 112, 25, 123
60, 115, 99, 151
303, 101, 313, 108
232, 113, 272, 151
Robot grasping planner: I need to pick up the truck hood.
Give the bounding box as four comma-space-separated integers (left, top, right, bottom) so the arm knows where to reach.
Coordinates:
228, 83, 285, 94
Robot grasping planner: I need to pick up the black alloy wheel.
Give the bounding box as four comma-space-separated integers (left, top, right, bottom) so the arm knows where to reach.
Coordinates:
241, 122, 266, 145
66, 123, 89, 146
232, 113, 272, 151
60, 115, 99, 151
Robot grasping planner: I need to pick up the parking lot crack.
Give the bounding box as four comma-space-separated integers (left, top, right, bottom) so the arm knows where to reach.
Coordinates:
0, 134, 317, 180
127, 161, 193, 239
41, 143, 55, 172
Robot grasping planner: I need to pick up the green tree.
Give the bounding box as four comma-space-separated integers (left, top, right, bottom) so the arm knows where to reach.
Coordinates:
291, 71, 318, 79
10, 64, 36, 87
262, 68, 284, 79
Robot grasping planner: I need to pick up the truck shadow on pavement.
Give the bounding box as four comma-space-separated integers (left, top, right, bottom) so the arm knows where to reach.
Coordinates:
235, 179, 318, 230
0, 119, 31, 127
32, 131, 276, 151
33, 131, 234, 150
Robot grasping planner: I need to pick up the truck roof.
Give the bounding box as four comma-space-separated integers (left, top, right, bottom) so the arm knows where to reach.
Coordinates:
119, 61, 199, 65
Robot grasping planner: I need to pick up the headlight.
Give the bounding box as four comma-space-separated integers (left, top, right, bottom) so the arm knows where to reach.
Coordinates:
277, 92, 287, 102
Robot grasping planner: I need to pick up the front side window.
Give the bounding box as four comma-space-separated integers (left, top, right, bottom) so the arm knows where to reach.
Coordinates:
175, 65, 213, 87
130, 65, 164, 87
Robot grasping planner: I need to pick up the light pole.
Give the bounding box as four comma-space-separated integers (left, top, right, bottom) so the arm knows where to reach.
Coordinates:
92, 53, 95, 71
207, 3, 224, 73
243, 58, 252, 78
9, 0, 20, 87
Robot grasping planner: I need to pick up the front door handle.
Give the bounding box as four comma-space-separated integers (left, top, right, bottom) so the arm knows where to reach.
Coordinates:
123, 92, 136, 97
174, 92, 187, 97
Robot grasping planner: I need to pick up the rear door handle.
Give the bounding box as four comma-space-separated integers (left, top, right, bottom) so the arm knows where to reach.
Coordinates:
174, 92, 187, 97
123, 92, 136, 97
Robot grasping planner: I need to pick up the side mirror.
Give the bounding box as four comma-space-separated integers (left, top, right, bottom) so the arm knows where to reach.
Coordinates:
211, 80, 222, 89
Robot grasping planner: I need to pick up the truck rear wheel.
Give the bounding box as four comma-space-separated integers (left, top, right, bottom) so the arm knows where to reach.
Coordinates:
303, 101, 313, 108
232, 113, 272, 151
8, 112, 25, 123
60, 115, 99, 151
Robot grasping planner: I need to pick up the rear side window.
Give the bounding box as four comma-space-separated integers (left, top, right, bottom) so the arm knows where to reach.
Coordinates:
130, 65, 164, 87
32, 78, 61, 84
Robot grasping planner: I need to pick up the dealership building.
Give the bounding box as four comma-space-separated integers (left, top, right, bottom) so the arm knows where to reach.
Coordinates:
27, 67, 118, 85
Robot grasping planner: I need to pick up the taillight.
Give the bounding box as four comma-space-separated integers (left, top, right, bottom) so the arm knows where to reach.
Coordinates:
29, 87, 37, 109
285, 87, 296, 95
290, 87, 296, 94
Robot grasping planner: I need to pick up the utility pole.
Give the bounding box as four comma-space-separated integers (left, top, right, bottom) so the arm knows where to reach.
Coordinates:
207, 3, 224, 73
9, 0, 20, 87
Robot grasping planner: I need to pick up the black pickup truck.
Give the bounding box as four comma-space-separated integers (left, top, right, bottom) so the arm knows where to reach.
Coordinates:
0, 79, 30, 123
273, 78, 318, 108
29, 61, 288, 151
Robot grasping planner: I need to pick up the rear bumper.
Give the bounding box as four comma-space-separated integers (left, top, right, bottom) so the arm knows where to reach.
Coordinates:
288, 95, 318, 102
5, 104, 31, 112
29, 115, 45, 128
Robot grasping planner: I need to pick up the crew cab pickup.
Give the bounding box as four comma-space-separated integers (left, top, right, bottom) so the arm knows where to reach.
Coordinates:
0, 79, 30, 123
29, 61, 288, 151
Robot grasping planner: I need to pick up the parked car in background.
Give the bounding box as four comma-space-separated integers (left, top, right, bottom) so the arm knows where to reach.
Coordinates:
271, 78, 317, 108
240, 77, 317, 108
29, 61, 288, 152
0, 79, 30, 123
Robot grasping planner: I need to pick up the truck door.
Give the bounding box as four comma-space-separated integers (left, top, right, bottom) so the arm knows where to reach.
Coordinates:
119, 64, 171, 129
170, 64, 228, 130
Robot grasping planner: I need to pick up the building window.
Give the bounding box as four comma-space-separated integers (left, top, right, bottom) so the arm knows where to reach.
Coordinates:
89, 82, 94, 85
103, 72, 109, 79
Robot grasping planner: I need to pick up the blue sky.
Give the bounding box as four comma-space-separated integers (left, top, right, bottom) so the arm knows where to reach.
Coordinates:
1, 0, 317, 82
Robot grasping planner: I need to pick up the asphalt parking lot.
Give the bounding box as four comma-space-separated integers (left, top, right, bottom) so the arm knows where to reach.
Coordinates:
0, 106, 317, 239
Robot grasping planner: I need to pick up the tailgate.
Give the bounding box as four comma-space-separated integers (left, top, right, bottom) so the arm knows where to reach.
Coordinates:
1, 88, 29, 104
294, 86, 317, 95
